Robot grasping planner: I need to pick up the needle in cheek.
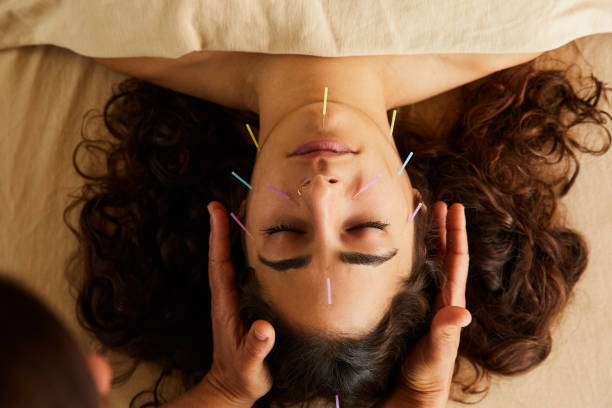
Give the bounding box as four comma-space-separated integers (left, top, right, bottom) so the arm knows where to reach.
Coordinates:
352, 173, 382, 199
266, 183, 291, 200
408, 202, 423, 225
230, 212, 254, 240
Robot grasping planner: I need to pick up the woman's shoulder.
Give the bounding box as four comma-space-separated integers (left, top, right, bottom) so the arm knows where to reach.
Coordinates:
92, 50, 259, 111
382, 51, 544, 108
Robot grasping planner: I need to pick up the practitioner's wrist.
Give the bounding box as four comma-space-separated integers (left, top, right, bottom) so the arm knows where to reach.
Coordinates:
199, 371, 256, 408
160, 372, 256, 408
380, 384, 447, 408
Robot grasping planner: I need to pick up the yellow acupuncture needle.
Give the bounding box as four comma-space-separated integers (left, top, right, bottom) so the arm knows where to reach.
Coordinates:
322, 86, 328, 130
245, 123, 259, 149
389, 109, 397, 137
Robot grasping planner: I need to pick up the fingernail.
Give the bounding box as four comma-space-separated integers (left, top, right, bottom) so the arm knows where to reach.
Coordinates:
207, 203, 213, 218
253, 328, 268, 342
459, 314, 472, 328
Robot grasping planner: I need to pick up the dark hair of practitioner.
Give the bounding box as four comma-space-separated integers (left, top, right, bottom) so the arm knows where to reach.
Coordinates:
64, 59, 611, 407
0, 275, 100, 408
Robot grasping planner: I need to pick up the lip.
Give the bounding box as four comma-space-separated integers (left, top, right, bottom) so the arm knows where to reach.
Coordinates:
289, 140, 355, 157
295, 150, 353, 159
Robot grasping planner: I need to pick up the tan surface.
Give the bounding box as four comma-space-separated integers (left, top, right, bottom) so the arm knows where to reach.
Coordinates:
1, 0, 612, 58
0, 35, 611, 407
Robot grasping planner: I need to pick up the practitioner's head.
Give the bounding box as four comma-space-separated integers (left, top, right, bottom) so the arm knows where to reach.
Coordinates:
0, 276, 112, 408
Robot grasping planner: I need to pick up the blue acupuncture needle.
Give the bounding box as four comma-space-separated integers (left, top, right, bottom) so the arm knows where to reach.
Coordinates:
231, 171, 253, 190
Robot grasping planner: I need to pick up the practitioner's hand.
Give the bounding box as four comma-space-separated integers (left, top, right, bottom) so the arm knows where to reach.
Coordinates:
382, 202, 471, 408
199, 201, 276, 407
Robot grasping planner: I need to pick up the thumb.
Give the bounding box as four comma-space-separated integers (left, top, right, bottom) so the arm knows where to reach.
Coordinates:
428, 306, 471, 366
241, 320, 276, 369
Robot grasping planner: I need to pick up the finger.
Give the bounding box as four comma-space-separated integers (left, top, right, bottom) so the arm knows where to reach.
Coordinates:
208, 201, 232, 266
85, 353, 113, 396
207, 201, 240, 325
433, 201, 448, 266
443, 203, 469, 308
242, 320, 276, 362
432, 201, 448, 312
239, 320, 276, 395
428, 306, 472, 367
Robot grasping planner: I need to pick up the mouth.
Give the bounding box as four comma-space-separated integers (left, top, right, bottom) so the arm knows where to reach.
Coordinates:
289, 140, 356, 157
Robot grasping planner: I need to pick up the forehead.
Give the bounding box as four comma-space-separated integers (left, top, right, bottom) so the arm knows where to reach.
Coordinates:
247, 223, 418, 336
254, 264, 405, 335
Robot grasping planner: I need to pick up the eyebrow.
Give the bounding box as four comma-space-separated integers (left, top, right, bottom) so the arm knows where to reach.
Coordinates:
258, 248, 398, 271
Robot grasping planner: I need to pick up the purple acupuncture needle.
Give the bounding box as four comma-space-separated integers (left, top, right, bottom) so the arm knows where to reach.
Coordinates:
229, 212, 254, 240
352, 173, 382, 199
327, 277, 332, 305
335, 394, 340, 408
266, 183, 290, 200
408, 202, 423, 225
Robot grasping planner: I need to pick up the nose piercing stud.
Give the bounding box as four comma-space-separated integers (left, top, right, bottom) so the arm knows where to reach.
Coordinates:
297, 180, 309, 196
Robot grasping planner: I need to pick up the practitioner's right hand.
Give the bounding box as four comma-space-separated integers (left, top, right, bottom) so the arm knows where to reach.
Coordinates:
161, 201, 275, 408
382, 202, 472, 408
203, 201, 276, 407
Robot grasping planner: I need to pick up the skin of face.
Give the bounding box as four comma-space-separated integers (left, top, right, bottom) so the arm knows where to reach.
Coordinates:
242, 55, 427, 336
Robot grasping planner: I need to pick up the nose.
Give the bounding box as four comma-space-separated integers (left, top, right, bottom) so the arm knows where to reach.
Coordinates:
299, 174, 340, 196
298, 174, 343, 269
299, 173, 341, 227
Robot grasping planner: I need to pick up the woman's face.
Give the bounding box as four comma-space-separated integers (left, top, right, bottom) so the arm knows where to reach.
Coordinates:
244, 100, 424, 335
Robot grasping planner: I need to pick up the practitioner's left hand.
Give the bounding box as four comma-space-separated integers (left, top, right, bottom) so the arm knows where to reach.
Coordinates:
202, 201, 276, 407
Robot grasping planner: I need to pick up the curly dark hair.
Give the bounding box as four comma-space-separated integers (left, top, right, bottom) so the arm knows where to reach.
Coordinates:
64, 58, 611, 407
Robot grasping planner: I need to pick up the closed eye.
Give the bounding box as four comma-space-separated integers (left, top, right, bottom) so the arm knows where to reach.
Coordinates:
346, 221, 389, 231
261, 221, 388, 236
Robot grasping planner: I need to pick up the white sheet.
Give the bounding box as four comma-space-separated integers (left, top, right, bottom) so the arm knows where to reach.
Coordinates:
0, 0, 611, 58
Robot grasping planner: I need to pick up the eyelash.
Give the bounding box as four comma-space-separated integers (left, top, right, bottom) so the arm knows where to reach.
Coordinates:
262, 221, 389, 235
